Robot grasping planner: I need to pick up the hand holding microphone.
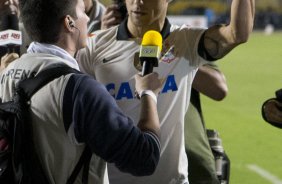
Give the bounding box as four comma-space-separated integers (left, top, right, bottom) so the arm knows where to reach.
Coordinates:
139, 30, 162, 76
135, 72, 162, 103
0, 52, 19, 71
0, 0, 19, 17
101, 3, 123, 30
0, 0, 21, 57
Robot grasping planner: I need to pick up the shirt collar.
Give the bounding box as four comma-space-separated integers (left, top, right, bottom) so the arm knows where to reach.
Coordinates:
27, 42, 80, 70
116, 17, 171, 40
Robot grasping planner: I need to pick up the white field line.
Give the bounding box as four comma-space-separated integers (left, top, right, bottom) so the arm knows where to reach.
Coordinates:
247, 164, 282, 184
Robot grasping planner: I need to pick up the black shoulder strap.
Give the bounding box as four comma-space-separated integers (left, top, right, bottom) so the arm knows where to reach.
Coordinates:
67, 147, 92, 184
18, 65, 81, 99
17, 65, 92, 184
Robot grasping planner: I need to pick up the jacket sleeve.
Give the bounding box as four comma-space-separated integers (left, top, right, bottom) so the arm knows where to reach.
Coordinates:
63, 74, 160, 176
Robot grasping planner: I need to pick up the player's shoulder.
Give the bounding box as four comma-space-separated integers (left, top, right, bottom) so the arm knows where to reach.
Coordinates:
87, 26, 119, 49
88, 25, 118, 41
170, 24, 206, 33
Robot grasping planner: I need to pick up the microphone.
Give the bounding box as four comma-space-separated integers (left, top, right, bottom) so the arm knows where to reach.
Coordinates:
139, 30, 162, 76
0, 14, 22, 58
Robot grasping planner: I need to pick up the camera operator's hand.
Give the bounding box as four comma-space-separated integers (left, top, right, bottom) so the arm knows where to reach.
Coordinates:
101, 4, 123, 29
262, 98, 282, 129
0, 0, 19, 17
0, 53, 19, 72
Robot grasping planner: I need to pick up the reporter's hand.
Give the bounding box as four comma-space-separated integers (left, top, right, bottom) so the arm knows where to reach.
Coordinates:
101, 4, 122, 29
0, 0, 19, 17
135, 72, 162, 97
0, 53, 19, 71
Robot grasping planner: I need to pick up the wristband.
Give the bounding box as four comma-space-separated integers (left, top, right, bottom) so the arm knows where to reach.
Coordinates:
140, 90, 157, 104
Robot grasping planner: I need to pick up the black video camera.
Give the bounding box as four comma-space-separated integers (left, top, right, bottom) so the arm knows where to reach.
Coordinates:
207, 129, 230, 184
261, 89, 282, 129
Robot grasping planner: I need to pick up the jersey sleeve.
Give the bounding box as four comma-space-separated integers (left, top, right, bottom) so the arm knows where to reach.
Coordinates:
63, 74, 160, 176
169, 25, 210, 67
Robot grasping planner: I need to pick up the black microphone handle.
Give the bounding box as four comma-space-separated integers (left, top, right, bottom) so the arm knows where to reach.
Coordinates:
0, 43, 20, 57
1, 14, 19, 30
141, 60, 154, 76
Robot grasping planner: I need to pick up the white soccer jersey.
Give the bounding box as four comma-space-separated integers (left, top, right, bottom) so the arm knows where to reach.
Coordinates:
77, 19, 209, 184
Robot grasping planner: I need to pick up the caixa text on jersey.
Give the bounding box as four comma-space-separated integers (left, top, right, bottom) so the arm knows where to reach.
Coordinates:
106, 75, 178, 100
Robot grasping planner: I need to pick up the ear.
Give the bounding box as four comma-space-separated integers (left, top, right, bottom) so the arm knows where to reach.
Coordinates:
64, 16, 75, 31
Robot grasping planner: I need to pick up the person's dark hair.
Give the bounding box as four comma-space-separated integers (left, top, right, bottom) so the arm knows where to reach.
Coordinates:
19, 0, 78, 43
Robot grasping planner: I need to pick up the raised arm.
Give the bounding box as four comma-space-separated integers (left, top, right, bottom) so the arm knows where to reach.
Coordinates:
204, 0, 255, 59
67, 72, 162, 176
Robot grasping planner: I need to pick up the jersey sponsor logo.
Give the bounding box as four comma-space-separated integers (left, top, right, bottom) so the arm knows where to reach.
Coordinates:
105, 74, 178, 100
0, 69, 36, 84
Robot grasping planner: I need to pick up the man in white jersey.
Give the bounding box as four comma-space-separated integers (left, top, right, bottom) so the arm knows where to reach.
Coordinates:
1, 0, 163, 183
77, 0, 255, 183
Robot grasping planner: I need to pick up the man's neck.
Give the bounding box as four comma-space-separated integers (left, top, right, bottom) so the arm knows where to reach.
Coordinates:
55, 41, 76, 57
127, 18, 166, 38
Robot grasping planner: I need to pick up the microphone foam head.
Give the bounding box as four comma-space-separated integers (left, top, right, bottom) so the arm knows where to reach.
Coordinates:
141, 30, 162, 51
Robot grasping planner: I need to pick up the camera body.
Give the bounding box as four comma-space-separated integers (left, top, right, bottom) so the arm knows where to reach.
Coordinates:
261, 88, 282, 128
207, 129, 230, 184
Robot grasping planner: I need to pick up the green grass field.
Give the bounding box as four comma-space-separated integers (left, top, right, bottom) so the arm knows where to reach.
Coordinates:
202, 32, 282, 184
